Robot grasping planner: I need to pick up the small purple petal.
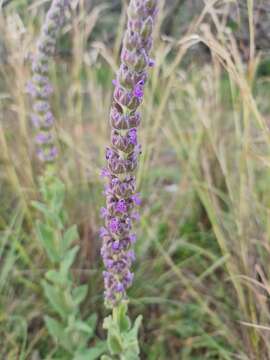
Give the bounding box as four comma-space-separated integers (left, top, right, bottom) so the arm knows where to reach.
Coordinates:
100, 207, 108, 218
99, 227, 108, 238
100, 167, 111, 178
112, 241, 120, 251
109, 218, 120, 233
149, 58, 155, 67
131, 212, 140, 221
116, 283, 124, 293
26, 81, 36, 97
129, 234, 137, 244
128, 128, 137, 145
133, 83, 144, 98
131, 193, 142, 206
116, 200, 127, 213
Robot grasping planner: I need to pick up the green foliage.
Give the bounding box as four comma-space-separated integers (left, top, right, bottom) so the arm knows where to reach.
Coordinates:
103, 303, 142, 360
33, 175, 106, 359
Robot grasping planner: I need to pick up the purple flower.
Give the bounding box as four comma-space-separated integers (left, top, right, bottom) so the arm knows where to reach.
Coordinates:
133, 83, 144, 99
26, 81, 37, 97
128, 128, 137, 145
35, 132, 53, 144
112, 241, 120, 251
100, 167, 111, 178
129, 251, 136, 263
116, 200, 128, 213
131, 212, 140, 222
116, 283, 125, 293
100, 227, 109, 238
100, 0, 157, 307
100, 207, 108, 218
109, 218, 120, 233
37, 146, 58, 162
148, 58, 155, 67
129, 234, 137, 244
131, 193, 142, 206
34, 101, 50, 113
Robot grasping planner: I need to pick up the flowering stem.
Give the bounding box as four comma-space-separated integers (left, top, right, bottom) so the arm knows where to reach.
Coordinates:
101, 0, 157, 358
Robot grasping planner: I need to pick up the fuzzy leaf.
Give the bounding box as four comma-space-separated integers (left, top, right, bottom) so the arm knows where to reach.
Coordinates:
60, 245, 79, 275
74, 341, 107, 360
121, 315, 143, 357
130, 315, 143, 338
108, 333, 123, 355
86, 313, 98, 331
73, 320, 93, 335
63, 225, 79, 250
117, 303, 131, 332
32, 201, 61, 227
44, 315, 64, 339
44, 316, 72, 352
103, 315, 113, 330
73, 285, 88, 305
32, 201, 50, 216
49, 179, 66, 213
42, 281, 69, 319
123, 350, 140, 360
45, 270, 67, 286
36, 221, 58, 262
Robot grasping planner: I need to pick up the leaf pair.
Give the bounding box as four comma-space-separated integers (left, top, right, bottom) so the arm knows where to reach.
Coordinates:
103, 303, 143, 360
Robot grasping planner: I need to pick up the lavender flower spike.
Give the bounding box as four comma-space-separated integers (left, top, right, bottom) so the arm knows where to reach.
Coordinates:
28, 0, 69, 163
101, 0, 157, 307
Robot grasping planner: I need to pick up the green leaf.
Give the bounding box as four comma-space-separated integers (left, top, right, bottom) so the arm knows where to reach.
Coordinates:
44, 316, 72, 352
121, 315, 143, 357
32, 201, 50, 216
131, 315, 143, 338
36, 221, 59, 262
103, 315, 113, 331
74, 341, 107, 360
101, 356, 112, 360
86, 313, 98, 331
116, 303, 131, 333
32, 200, 62, 228
73, 320, 93, 335
63, 225, 79, 250
44, 315, 64, 338
42, 281, 70, 320
73, 285, 88, 306
51, 181, 65, 213
123, 350, 140, 360
60, 246, 79, 275
45, 270, 68, 286
108, 333, 123, 355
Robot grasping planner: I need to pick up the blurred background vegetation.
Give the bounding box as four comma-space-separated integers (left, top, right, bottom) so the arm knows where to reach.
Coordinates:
1, 0, 270, 359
